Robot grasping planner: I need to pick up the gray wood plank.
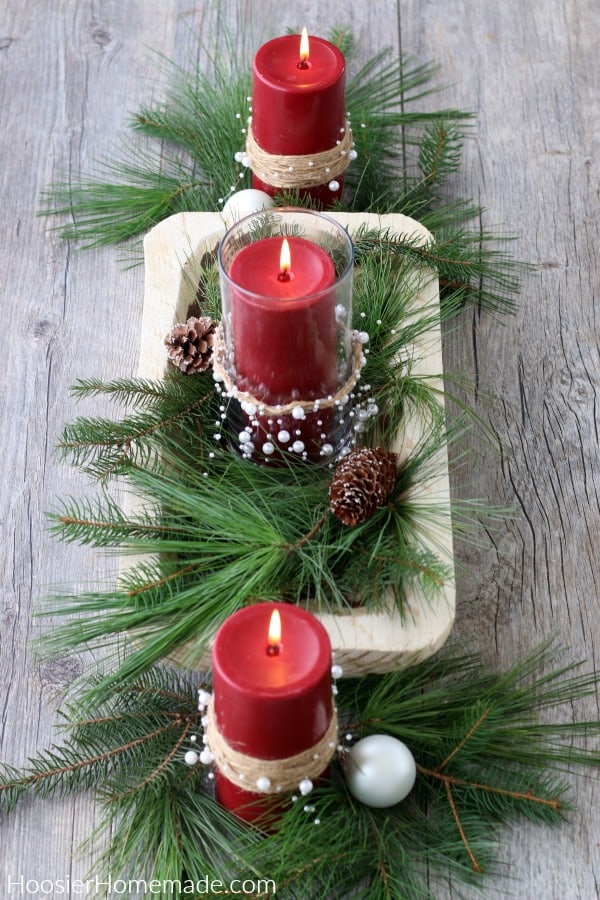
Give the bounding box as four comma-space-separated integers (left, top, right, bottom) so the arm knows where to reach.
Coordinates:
1, 0, 598, 897
400, 0, 600, 896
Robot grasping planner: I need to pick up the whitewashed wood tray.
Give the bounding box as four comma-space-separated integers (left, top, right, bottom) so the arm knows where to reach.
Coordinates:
138, 210, 455, 675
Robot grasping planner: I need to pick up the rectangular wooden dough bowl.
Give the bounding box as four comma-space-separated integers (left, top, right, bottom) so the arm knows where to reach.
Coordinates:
138, 210, 455, 676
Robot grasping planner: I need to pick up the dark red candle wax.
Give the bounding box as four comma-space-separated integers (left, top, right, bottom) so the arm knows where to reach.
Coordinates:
251, 33, 346, 203
212, 602, 333, 821
228, 235, 338, 403
252, 34, 346, 155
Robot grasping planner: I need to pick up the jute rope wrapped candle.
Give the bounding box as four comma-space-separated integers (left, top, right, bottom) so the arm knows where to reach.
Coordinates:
205, 698, 339, 794
249, 32, 350, 203
245, 120, 354, 191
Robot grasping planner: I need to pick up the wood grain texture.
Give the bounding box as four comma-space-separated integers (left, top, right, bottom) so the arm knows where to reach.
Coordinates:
400, 0, 600, 896
0, 0, 598, 896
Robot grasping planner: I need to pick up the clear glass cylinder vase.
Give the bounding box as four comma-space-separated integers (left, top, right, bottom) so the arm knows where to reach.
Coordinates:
216, 208, 357, 464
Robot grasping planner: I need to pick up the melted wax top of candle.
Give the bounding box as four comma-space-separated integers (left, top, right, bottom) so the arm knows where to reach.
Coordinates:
213, 604, 331, 697
254, 34, 345, 91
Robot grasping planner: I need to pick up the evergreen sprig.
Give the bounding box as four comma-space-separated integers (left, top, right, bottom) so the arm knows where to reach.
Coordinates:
1, 644, 598, 898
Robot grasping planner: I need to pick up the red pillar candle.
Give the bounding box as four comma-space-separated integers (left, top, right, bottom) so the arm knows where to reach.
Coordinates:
217, 208, 356, 464
228, 235, 337, 402
211, 602, 334, 822
250, 31, 347, 205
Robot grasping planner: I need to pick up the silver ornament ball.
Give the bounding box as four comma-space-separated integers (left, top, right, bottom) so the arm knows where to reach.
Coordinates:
345, 734, 416, 808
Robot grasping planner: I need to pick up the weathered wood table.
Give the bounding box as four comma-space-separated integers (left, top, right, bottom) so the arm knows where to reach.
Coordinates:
1, 1, 598, 897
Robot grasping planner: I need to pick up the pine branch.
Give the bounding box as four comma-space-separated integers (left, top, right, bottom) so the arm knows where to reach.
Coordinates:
443, 779, 484, 873
69, 375, 195, 407
418, 122, 463, 189
40, 151, 215, 248
49, 496, 189, 546
420, 766, 563, 813
106, 718, 193, 803
0, 721, 178, 813
1, 644, 598, 896
57, 374, 215, 479
434, 706, 492, 772
353, 227, 525, 317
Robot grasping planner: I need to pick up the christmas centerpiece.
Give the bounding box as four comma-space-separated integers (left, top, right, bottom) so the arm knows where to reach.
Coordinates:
2, 24, 599, 900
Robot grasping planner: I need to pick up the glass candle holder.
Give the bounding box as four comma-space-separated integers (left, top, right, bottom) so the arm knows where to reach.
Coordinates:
216, 208, 358, 464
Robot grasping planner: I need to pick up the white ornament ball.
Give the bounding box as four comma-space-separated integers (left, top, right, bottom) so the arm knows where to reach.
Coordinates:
345, 735, 416, 808
184, 750, 199, 766
222, 189, 275, 222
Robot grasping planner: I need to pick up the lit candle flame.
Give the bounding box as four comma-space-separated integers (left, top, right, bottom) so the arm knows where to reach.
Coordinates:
268, 609, 282, 649
279, 238, 291, 276
299, 27, 310, 64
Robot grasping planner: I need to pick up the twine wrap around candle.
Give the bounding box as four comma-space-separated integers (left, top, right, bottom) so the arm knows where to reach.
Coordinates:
205, 697, 339, 794
212, 322, 365, 417
246, 120, 353, 190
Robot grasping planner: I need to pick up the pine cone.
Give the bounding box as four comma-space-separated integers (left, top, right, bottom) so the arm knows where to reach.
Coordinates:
165, 316, 216, 374
329, 447, 398, 526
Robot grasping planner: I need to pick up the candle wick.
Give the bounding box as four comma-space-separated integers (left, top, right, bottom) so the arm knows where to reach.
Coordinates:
266, 643, 281, 657
277, 271, 291, 283
297, 60, 309, 69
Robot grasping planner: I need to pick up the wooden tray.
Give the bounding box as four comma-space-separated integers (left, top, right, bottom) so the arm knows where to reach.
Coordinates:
139, 210, 455, 675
